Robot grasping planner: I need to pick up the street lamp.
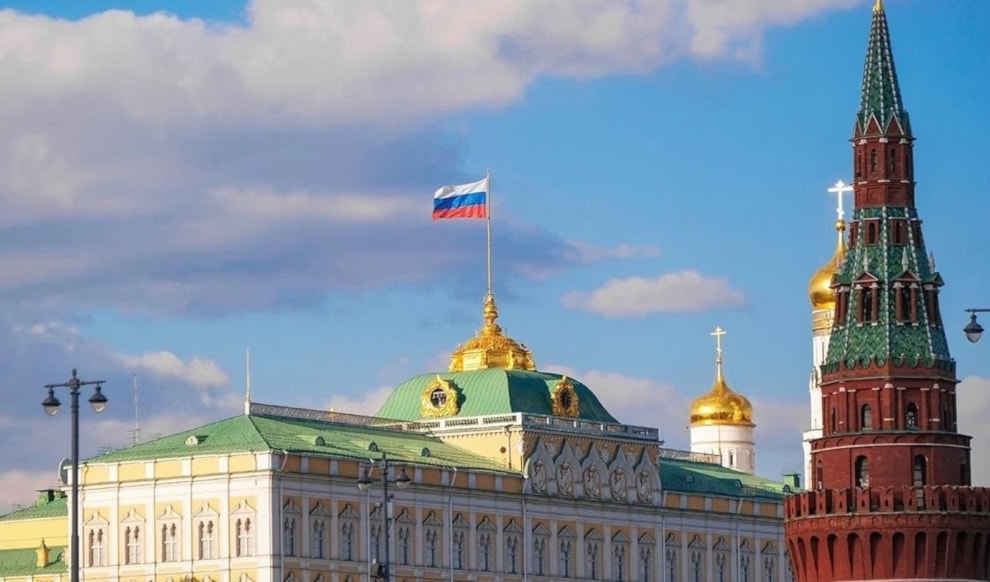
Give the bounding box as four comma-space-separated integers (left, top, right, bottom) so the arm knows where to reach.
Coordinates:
963, 308, 990, 343
42, 369, 108, 582
356, 453, 411, 582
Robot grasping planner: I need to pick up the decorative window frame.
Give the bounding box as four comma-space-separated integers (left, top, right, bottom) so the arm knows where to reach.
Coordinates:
477, 516, 496, 572
558, 525, 576, 578
611, 531, 630, 582
309, 501, 330, 560
532, 523, 550, 577
231, 501, 256, 558
638, 533, 655, 582
84, 512, 109, 567
422, 511, 442, 568
158, 505, 182, 563
688, 535, 706, 582
281, 499, 301, 558
193, 503, 220, 560
395, 509, 414, 566
503, 519, 522, 574
452, 513, 469, 569
585, 528, 603, 580
120, 508, 145, 566
338, 504, 359, 561
713, 537, 731, 582
664, 532, 680, 582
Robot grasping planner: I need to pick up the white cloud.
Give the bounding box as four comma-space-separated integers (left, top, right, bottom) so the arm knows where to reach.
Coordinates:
957, 375, 990, 486
561, 270, 746, 317
118, 350, 229, 389
326, 386, 394, 418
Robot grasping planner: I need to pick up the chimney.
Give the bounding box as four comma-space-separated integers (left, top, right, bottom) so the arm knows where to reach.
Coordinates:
36, 489, 56, 505
783, 473, 801, 490
36, 539, 50, 568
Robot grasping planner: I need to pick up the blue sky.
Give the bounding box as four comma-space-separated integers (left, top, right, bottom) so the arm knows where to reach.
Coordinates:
1, 0, 988, 510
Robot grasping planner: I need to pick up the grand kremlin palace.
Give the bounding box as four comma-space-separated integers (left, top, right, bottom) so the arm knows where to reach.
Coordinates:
0, 293, 799, 582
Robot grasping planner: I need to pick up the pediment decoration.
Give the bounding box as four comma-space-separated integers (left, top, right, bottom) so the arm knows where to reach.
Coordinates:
551, 376, 580, 417
585, 528, 603, 541
338, 504, 359, 520
664, 533, 680, 548
423, 511, 442, 527
420, 375, 460, 418
688, 535, 706, 549
232, 500, 255, 516
309, 501, 329, 518
120, 508, 144, 524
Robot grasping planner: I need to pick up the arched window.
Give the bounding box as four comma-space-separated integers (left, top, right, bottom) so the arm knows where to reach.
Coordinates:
870, 148, 878, 174
866, 222, 878, 244
859, 287, 876, 322
888, 147, 898, 176
905, 403, 918, 429
913, 455, 927, 505
830, 408, 837, 433
816, 461, 824, 490
856, 456, 870, 488
861, 404, 873, 431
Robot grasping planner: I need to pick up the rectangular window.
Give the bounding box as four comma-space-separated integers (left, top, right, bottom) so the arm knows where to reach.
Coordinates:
125, 526, 141, 564
162, 523, 179, 562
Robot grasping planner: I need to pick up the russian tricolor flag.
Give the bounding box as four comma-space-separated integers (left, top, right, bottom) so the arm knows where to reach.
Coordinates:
432, 177, 488, 221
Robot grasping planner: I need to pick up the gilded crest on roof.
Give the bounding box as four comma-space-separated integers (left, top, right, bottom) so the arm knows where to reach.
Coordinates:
420, 375, 460, 418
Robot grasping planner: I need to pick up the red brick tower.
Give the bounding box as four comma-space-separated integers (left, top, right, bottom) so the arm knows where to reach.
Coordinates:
784, 1, 990, 580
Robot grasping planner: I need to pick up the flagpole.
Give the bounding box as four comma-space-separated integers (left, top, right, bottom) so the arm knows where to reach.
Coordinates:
486, 167, 493, 296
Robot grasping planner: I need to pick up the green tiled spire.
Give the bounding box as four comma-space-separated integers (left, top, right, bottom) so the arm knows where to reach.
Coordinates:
856, 0, 911, 135
823, 207, 952, 372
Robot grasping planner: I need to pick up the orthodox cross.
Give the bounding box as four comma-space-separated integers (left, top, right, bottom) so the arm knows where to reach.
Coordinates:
711, 326, 727, 361
828, 180, 853, 221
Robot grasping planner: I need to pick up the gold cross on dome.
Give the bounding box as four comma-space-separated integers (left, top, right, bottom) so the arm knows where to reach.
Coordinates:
828, 180, 853, 222
711, 326, 727, 359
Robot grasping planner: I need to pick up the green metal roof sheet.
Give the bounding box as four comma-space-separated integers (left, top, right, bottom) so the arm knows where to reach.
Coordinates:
661, 459, 789, 501
0, 546, 66, 577
0, 495, 67, 522
88, 410, 514, 474
377, 368, 619, 423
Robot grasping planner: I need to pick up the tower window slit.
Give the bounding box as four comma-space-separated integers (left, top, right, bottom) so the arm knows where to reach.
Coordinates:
870, 149, 878, 174
856, 456, 870, 488
861, 404, 873, 431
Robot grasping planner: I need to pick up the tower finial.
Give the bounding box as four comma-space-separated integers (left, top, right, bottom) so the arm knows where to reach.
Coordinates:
828, 180, 853, 222
711, 326, 727, 383
874, 0, 883, 13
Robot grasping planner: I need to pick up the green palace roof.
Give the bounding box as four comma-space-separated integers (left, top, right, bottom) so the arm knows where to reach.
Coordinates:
0, 546, 66, 577
661, 458, 790, 501
0, 494, 67, 522
376, 368, 619, 423
88, 406, 513, 474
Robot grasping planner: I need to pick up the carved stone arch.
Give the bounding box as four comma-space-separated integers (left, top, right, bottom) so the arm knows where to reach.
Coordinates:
395, 508, 415, 525
504, 518, 522, 534
664, 532, 681, 548
632, 450, 660, 503
688, 534, 706, 550
532, 523, 550, 537
761, 540, 777, 555
423, 510, 442, 528
606, 446, 636, 501
639, 532, 655, 546
452, 512, 469, 530
525, 437, 554, 494
553, 440, 581, 497
612, 531, 630, 544
558, 525, 576, 540
580, 443, 609, 500
281, 499, 301, 515
740, 539, 755, 553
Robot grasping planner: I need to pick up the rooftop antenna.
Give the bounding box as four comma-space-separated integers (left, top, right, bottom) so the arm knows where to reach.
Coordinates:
130, 375, 141, 446
244, 347, 252, 415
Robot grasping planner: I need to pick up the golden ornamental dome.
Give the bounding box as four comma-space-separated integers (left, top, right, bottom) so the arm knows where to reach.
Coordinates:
808, 219, 847, 311
689, 327, 754, 427
448, 294, 536, 372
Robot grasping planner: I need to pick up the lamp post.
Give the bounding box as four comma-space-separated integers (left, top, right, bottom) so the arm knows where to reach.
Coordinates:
41, 369, 108, 582
356, 453, 410, 582
963, 308, 990, 343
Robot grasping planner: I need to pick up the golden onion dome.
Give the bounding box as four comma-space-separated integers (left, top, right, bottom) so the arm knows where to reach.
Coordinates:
689, 327, 754, 427
808, 219, 847, 310
448, 293, 536, 372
